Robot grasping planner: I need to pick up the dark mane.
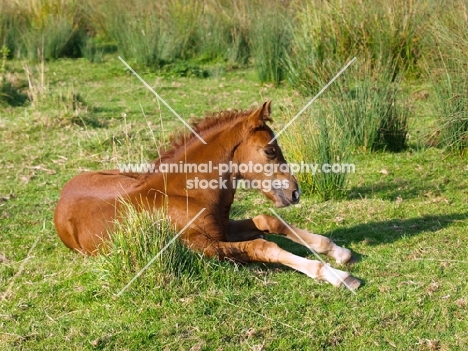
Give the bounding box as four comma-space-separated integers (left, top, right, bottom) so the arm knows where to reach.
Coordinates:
158, 106, 263, 161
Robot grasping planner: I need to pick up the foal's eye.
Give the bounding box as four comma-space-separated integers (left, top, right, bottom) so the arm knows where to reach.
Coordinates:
264, 147, 276, 158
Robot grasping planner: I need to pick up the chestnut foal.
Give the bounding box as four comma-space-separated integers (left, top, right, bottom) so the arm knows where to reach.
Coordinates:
54, 102, 360, 289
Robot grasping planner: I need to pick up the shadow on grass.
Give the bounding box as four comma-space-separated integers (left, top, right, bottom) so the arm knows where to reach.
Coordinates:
347, 179, 434, 201
0, 80, 29, 107
227, 202, 466, 281
267, 212, 468, 260
326, 212, 468, 245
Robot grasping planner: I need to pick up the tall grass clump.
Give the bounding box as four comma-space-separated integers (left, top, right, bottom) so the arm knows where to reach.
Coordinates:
88, 0, 293, 73
286, 0, 427, 94
93, 1, 166, 67
281, 105, 353, 200
19, 16, 85, 60
330, 64, 409, 152
433, 74, 468, 154
7, 0, 88, 60
0, 45, 28, 107
0, 2, 23, 57
428, 7, 468, 154
250, 1, 291, 84
88, 0, 204, 67
280, 109, 317, 196
164, 0, 203, 60
97, 202, 205, 289
196, 0, 252, 64
310, 108, 353, 200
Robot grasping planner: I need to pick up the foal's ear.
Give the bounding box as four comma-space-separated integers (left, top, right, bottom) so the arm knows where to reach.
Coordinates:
247, 101, 272, 129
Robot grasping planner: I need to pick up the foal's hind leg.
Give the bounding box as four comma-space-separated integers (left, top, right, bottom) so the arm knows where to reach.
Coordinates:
228, 215, 353, 264
188, 233, 360, 289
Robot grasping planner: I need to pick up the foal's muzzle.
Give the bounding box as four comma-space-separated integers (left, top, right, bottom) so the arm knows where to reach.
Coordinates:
291, 189, 301, 204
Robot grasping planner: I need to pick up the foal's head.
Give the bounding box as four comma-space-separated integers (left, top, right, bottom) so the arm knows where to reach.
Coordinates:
234, 101, 300, 207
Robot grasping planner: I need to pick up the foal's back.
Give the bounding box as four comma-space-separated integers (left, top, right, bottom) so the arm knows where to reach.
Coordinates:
54, 170, 154, 254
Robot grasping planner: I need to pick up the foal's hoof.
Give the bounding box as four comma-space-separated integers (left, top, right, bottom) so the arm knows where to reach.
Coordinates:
333, 247, 352, 264
342, 276, 361, 290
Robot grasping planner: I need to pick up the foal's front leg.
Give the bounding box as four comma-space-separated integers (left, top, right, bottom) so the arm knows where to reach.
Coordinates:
229, 215, 353, 264
254, 214, 353, 264
188, 232, 360, 290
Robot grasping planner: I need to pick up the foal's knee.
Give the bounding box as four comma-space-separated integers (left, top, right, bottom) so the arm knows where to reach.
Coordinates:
252, 214, 283, 233
248, 239, 282, 263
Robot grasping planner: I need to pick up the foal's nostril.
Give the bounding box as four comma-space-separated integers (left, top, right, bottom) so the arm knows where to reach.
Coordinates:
292, 190, 300, 203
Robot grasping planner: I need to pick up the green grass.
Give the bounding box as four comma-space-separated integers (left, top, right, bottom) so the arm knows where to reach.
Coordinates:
422, 4, 468, 155
329, 63, 410, 152
1, 57, 468, 350
280, 105, 353, 200
0, 1, 452, 85
98, 202, 209, 290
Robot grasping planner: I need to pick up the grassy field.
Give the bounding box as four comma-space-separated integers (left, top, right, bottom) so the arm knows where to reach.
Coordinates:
1, 53, 467, 350
1, 1, 468, 347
